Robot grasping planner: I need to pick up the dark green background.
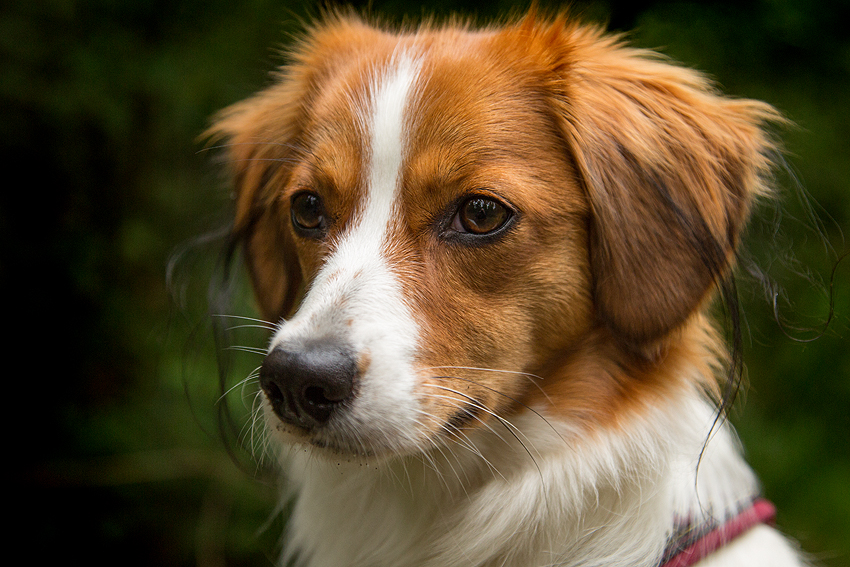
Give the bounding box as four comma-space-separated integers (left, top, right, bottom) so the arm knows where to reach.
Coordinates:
5, 0, 848, 565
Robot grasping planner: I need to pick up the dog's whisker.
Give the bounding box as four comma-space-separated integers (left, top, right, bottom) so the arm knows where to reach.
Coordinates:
430, 374, 568, 448
418, 419, 472, 492
425, 365, 555, 406
423, 413, 483, 470
425, 384, 541, 457
237, 387, 262, 453
252, 393, 269, 459
424, 365, 544, 381
406, 418, 447, 472
439, 427, 506, 482
212, 313, 277, 328
227, 157, 299, 165
425, 383, 549, 492
420, 391, 512, 450
218, 369, 260, 405
226, 323, 278, 332
425, 384, 533, 446
225, 345, 268, 356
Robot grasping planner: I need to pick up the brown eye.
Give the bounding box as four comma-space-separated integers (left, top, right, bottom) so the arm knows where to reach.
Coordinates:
455, 196, 511, 235
291, 191, 326, 235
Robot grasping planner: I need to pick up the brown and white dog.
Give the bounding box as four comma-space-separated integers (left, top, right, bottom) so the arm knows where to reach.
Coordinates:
208, 11, 807, 567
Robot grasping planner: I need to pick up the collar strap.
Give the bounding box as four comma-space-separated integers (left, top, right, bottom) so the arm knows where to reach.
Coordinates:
660, 498, 777, 567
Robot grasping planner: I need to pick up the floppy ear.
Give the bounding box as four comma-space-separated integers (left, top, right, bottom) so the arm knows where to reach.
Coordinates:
205, 79, 307, 322
549, 26, 780, 344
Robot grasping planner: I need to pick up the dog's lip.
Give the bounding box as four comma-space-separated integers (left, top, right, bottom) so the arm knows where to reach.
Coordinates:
311, 438, 377, 458
267, 409, 381, 457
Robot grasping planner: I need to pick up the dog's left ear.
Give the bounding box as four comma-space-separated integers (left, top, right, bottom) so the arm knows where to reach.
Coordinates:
204, 82, 308, 322
546, 24, 780, 345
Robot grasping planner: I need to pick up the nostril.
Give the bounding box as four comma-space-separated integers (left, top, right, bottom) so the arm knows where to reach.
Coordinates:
304, 385, 333, 407
263, 380, 284, 405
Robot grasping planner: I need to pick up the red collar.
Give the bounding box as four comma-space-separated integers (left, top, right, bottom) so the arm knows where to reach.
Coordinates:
660, 498, 776, 567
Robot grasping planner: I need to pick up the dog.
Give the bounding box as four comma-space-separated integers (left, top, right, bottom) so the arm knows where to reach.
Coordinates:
207, 10, 808, 567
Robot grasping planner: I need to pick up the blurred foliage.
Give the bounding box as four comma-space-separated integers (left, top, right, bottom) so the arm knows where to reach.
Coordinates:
3, 0, 847, 565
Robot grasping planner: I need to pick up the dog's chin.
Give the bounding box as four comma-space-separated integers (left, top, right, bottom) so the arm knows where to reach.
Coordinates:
261, 403, 428, 466
271, 434, 421, 470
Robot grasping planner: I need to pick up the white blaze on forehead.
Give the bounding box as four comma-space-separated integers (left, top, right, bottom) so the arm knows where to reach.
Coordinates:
273, 53, 422, 329
297, 53, 422, 322
307, 53, 422, 287
362, 54, 422, 240
268, 54, 425, 452
290, 54, 423, 300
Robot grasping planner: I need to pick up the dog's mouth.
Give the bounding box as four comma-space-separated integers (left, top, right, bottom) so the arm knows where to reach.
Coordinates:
258, 342, 535, 461
261, 399, 416, 460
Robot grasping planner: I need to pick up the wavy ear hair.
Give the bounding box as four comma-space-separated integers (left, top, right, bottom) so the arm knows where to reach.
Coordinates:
205, 86, 305, 322
531, 19, 782, 347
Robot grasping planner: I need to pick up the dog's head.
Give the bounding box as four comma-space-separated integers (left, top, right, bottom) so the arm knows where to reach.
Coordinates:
208, 14, 778, 458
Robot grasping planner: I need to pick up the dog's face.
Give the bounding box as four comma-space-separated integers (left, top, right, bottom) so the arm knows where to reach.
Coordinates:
210, 15, 776, 459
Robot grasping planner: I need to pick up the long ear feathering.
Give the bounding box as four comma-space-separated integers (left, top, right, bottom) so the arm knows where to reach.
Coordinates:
202, 51, 313, 321
202, 101, 297, 321
509, 15, 785, 350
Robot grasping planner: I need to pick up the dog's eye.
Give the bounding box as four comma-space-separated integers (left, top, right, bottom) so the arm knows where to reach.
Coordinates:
453, 196, 511, 235
291, 191, 327, 235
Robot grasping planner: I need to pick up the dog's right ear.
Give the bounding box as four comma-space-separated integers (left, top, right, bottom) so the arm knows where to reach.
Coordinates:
205, 78, 308, 322
535, 21, 780, 347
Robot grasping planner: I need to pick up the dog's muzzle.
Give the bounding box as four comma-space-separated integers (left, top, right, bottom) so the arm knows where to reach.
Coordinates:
259, 341, 358, 429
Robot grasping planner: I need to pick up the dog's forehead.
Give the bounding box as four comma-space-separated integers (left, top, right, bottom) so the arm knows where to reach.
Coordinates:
303, 35, 561, 211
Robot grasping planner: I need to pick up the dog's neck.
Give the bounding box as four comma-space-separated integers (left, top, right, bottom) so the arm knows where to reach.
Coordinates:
276, 386, 761, 567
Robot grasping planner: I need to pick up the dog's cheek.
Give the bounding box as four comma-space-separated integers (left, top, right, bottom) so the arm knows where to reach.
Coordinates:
403, 254, 540, 428
526, 233, 595, 360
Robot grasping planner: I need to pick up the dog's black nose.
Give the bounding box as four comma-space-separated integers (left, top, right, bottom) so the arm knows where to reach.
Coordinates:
259, 342, 357, 429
